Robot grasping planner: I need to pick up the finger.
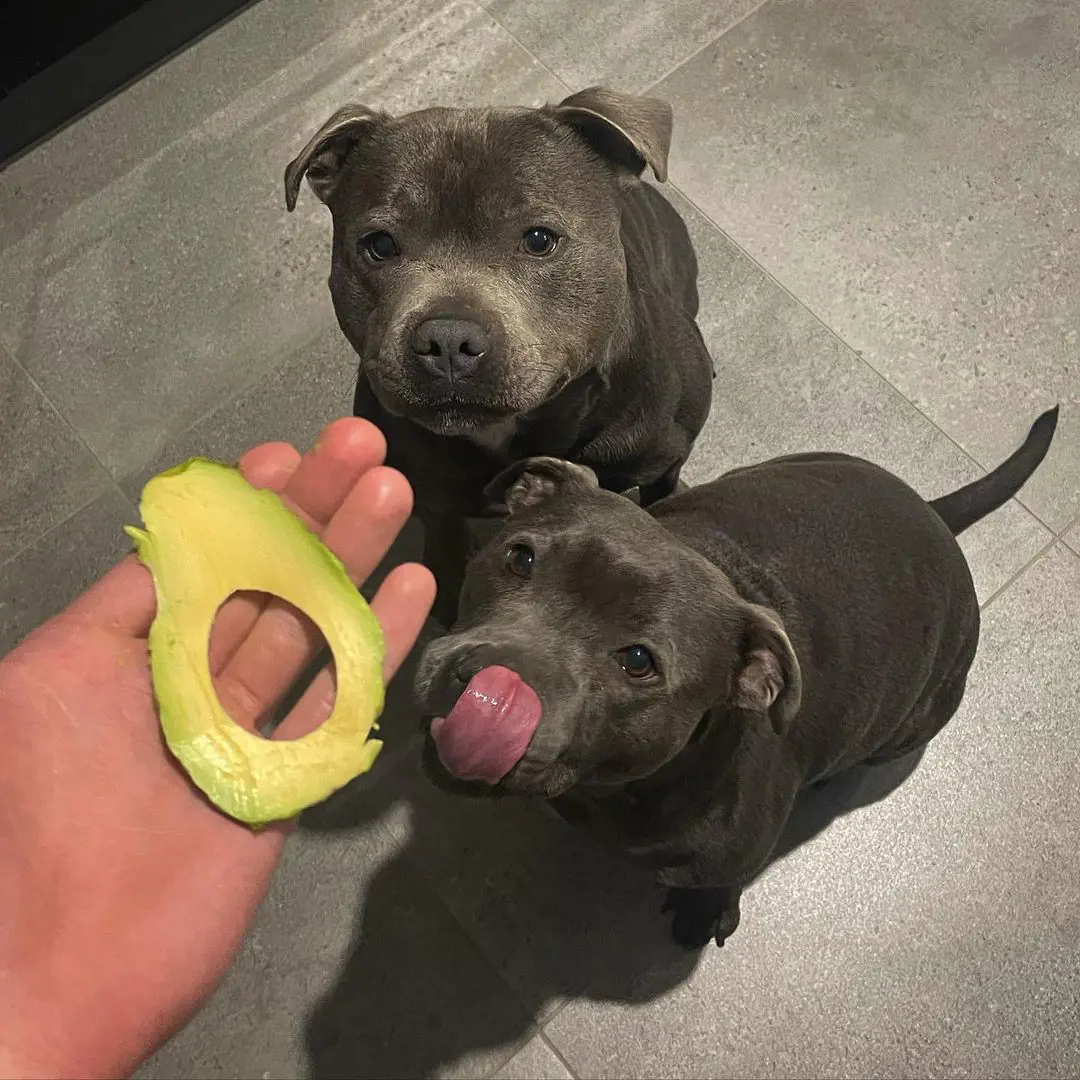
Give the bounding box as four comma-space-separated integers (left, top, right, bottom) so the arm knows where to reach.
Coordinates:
239, 441, 304, 490
370, 562, 437, 682
273, 562, 437, 741
277, 418, 387, 529
318, 466, 414, 586
67, 443, 302, 639
209, 419, 387, 671
212, 467, 415, 728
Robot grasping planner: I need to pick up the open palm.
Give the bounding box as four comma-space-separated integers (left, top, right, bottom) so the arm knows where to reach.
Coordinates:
0, 419, 435, 1079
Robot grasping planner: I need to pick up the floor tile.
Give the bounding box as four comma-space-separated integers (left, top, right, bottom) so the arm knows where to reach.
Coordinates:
0, 0, 565, 481
671, 188, 1055, 605
656, 0, 1080, 531
1064, 520, 1079, 555
493, 1035, 573, 1080
545, 542, 1080, 1079
345, 755, 701, 1023
0, 344, 111, 566
118, 324, 359, 501
137, 807, 532, 1080
0, 485, 136, 655
484, 0, 760, 94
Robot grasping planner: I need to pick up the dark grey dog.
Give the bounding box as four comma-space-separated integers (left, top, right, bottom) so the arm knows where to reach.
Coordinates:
284, 87, 714, 626
414, 407, 1059, 948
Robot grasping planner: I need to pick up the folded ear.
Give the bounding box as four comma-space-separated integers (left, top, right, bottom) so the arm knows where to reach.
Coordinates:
550, 86, 673, 182
484, 457, 598, 516
731, 604, 802, 735
284, 104, 386, 211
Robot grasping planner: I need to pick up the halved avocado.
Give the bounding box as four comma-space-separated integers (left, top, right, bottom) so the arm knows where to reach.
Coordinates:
126, 458, 385, 828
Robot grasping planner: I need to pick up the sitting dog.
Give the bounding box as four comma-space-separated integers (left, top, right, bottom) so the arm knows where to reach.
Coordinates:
284, 87, 714, 626
414, 407, 1058, 948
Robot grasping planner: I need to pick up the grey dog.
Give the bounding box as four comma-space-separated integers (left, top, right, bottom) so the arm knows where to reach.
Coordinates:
284, 87, 715, 627
414, 407, 1059, 948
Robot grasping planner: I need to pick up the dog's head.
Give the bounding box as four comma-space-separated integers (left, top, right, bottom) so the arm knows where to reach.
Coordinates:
284, 88, 673, 438
414, 458, 802, 799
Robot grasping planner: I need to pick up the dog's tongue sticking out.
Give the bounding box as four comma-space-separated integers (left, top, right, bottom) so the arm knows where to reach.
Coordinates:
430, 666, 542, 784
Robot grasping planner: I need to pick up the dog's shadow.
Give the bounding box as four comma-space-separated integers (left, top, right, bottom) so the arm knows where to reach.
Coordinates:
291, 525, 925, 1079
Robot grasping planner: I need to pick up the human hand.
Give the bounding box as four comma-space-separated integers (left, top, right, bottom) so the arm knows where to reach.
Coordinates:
0, 419, 435, 1079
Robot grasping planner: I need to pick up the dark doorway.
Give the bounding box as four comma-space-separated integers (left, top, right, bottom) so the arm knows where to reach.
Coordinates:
0, 0, 259, 166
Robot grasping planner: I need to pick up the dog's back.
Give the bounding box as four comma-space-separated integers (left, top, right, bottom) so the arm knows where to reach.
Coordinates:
653, 453, 980, 780
652, 408, 1057, 779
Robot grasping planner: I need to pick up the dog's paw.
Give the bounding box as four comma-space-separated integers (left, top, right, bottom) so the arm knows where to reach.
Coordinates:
662, 886, 742, 950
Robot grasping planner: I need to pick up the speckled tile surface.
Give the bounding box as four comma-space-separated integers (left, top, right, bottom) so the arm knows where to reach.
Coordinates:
2, 0, 1077, 1077
655, 0, 1080, 532
493, 1035, 573, 1080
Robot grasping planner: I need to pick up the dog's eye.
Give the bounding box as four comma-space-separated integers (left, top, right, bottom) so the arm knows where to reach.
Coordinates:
360, 231, 400, 262
505, 543, 535, 578
618, 645, 657, 680
520, 226, 559, 257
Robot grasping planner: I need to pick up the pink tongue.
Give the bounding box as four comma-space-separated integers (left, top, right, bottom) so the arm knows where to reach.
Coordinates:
430, 666, 543, 784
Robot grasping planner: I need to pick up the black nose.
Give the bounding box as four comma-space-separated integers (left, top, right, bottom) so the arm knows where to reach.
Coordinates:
411, 318, 490, 381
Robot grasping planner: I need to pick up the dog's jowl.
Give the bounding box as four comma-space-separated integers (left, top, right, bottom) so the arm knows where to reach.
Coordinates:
415, 408, 1059, 949
285, 87, 715, 627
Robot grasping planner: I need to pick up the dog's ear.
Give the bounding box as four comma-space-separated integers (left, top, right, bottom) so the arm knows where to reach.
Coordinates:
731, 604, 802, 735
284, 104, 386, 211
551, 86, 673, 182
484, 457, 598, 516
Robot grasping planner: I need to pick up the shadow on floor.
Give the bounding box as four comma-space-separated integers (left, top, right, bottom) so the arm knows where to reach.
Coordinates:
289, 521, 926, 1078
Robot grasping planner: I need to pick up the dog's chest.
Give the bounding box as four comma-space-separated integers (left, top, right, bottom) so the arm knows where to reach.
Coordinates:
462, 417, 520, 455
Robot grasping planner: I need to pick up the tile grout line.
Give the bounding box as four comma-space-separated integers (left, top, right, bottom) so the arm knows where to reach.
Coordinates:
640, 0, 772, 97
480, 5, 575, 95
1055, 512, 1079, 543
485, 0, 770, 102
538, 1026, 580, 1079
0, 485, 134, 574
1, 345, 112, 487
0, 342, 136, 570
977, 535, 1065, 614
480, 1029, 542, 1079
477, 1006, 578, 1079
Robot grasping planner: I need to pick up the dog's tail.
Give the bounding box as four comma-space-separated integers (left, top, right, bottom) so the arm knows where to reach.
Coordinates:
930, 406, 1059, 536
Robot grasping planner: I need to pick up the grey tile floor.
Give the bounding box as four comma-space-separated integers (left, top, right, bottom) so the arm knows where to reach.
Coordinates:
1, 0, 1078, 1076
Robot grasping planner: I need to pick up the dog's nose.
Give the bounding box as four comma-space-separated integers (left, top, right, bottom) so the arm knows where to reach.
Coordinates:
411, 318, 490, 381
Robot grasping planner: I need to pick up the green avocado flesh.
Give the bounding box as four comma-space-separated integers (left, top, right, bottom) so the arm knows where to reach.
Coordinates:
126, 458, 385, 828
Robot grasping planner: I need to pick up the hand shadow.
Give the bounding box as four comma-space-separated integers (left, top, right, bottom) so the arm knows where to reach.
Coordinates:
292, 518, 927, 1079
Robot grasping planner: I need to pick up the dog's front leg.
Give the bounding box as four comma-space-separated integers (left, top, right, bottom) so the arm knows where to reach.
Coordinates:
660, 885, 743, 950
420, 514, 471, 631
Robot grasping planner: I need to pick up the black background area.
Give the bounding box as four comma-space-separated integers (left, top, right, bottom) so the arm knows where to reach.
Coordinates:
0, 0, 258, 166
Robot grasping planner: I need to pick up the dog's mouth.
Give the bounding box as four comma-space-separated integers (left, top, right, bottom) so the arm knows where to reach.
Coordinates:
412, 404, 516, 437
365, 354, 572, 435
426, 665, 544, 786
369, 382, 518, 434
